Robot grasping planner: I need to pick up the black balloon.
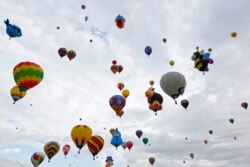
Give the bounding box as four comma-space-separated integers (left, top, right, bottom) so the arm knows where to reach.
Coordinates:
181, 99, 189, 110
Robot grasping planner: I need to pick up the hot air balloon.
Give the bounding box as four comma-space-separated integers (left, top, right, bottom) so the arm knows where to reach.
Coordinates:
145, 88, 163, 114
149, 157, 155, 165
142, 138, 149, 145
190, 153, 194, 159
44, 141, 60, 162
117, 83, 125, 91
234, 137, 237, 140
13, 62, 44, 91
81, 5, 86, 10
4, 19, 22, 38
149, 80, 154, 86
126, 141, 133, 151
122, 142, 127, 150
169, 60, 175, 66
10, 86, 26, 104
85, 16, 88, 21
87, 135, 104, 159
109, 95, 126, 115
183, 161, 186, 164
209, 130, 213, 135
231, 32, 237, 38
160, 71, 186, 104
111, 129, 123, 149
31, 152, 45, 167
58, 48, 67, 58
145, 46, 152, 56
162, 38, 167, 43
118, 65, 123, 73
185, 137, 188, 140
105, 156, 114, 166
67, 50, 76, 61
181, 99, 189, 110
71, 125, 92, 153
110, 128, 115, 135
115, 15, 125, 29
241, 102, 248, 109
112, 60, 117, 65
135, 130, 143, 139
111, 65, 119, 74
63, 145, 70, 158
122, 89, 130, 98
229, 118, 234, 124
204, 140, 208, 144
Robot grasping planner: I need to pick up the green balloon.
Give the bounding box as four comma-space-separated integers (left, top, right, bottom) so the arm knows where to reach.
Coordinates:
142, 138, 149, 145
169, 60, 175, 66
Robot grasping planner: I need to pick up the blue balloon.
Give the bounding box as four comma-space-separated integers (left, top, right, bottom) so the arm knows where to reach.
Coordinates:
203, 53, 210, 59
111, 129, 123, 149
145, 46, 152, 56
4, 19, 22, 38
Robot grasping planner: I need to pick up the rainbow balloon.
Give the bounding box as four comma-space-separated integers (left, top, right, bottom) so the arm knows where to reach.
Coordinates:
13, 61, 44, 91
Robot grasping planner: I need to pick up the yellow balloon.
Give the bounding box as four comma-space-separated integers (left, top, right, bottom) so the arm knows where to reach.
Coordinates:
122, 89, 130, 98
110, 128, 115, 135
71, 125, 92, 153
10, 86, 26, 104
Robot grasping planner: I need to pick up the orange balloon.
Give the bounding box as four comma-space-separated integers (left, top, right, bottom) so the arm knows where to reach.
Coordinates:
231, 32, 237, 38
111, 65, 119, 74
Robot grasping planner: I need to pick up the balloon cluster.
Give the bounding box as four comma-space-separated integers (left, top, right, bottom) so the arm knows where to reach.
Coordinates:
145, 81, 163, 115
11, 62, 44, 104
191, 47, 214, 75
58, 47, 76, 61
71, 125, 104, 159
135, 130, 149, 146
110, 60, 123, 74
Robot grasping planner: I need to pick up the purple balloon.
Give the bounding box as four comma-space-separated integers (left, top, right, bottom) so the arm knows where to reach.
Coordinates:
136, 130, 143, 139
122, 142, 127, 150
208, 58, 214, 64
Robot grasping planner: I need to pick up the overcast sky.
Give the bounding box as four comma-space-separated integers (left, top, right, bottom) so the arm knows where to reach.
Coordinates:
1, 0, 250, 167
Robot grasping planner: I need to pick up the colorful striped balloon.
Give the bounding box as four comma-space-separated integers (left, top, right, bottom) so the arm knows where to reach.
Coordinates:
44, 141, 60, 162
31, 152, 45, 167
109, 95, 126, 115
71, 125, 92, 153
87, 135, 104, 159
13, 61, 44, 91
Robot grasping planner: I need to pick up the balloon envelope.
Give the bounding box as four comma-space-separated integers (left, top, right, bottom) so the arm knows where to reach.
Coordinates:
181, 99, 189, 109
44, 141, 60, 162
229, 118, 234, 124
149, 157, 155, 165
71, 125, 92, 153
160, 72, 186, 103
145, 46, 152, 56
31, 152, 45, 167
126, 141, 133, 150
241, 102, 248, 109
63, 145, 70, 157
135, 130, 143, 139
209, 130, 213, 135
190, 153, 194, 159
142, 138, 149, 145
122, 89, 130, 98
87, 135, 104, 158
13, 62, 44, 91
109, 95, 126, 115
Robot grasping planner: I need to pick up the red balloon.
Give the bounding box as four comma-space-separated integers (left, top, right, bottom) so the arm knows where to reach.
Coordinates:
112, 60, 117, 65
118, 65, 123, 73
63, 144, 70, 158
241, 102, 248, 109
126, 141, 133, 150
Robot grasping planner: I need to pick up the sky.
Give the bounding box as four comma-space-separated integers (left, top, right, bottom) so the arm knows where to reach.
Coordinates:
1, 0, 250, 166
